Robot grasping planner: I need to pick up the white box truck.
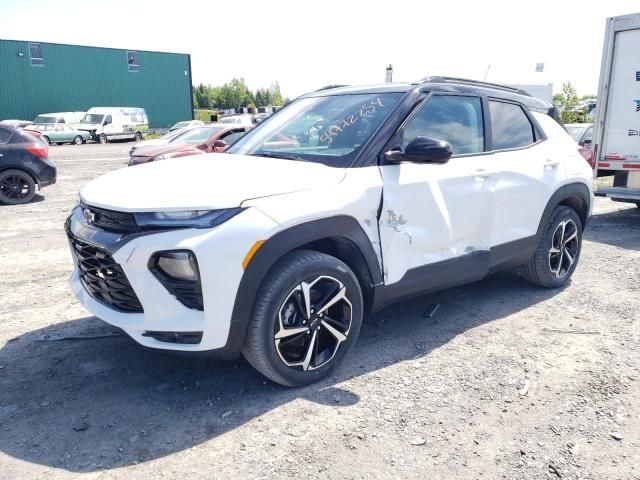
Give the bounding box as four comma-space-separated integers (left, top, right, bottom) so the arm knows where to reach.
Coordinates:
593, 12, 640, 207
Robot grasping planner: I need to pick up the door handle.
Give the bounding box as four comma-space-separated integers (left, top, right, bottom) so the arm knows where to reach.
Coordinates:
472, 168, 497, 179
545, 159, 561, 168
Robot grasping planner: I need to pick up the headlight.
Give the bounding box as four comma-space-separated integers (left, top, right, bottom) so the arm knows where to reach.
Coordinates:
134, 208, 243, 229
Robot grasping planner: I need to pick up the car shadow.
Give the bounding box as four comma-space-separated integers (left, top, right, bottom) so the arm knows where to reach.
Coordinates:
0, 272, 562, 472
584, 206, 640, 251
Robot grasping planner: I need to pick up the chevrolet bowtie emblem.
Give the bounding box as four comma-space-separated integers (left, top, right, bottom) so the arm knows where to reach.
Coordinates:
83, 207, 95, 224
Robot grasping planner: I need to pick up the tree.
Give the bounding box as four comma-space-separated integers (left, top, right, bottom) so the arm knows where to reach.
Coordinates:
192, 80, 287, 109
553, 82, 593, 124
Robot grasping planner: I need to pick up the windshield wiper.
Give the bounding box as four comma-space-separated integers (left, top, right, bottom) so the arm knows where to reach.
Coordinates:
250, 152, 305, 161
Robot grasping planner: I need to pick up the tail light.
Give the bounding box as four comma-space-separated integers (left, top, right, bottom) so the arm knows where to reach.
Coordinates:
578, 146, 595, 169
25, 143, 48, 158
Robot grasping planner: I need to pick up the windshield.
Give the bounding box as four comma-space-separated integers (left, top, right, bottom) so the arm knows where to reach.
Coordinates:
228, 93, 402, 166
178, 126, 222, 144
81, 114, 105, 124
34, 116, 57, 124
172, 121, 190, 130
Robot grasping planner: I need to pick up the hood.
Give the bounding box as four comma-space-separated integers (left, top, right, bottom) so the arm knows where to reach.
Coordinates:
130, 142, 196, 157
132, 137, 173, 151
80, 153, 346, 212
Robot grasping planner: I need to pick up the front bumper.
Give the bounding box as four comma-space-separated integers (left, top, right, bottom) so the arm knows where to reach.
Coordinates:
66, 205, 279, 353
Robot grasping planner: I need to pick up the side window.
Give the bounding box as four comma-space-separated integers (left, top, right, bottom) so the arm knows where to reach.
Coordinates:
402, 95, 484, 155
104, 115, 112, 125
0, 128, 12, 144
489, 101, 535, 150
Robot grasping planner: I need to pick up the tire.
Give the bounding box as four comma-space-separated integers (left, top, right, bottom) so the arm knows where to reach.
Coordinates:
243, 250, 363, 387
523, 206, 583, 288
0, 169, 36, 205
42, 136, 50, 145
73, 135, 83, 145
99, 134, 108, 144
134, 131, 143, 142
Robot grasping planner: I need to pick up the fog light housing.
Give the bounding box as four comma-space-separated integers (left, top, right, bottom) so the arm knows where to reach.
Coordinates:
156, 251, 198, 281
149, 250, 203, 310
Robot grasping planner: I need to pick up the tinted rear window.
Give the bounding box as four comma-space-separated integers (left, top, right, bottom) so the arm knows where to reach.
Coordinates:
489, 101, 535, 150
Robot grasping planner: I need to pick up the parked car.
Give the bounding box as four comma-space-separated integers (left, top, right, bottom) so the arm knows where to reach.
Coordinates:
33, 111, 85, 125
0, 119, 33, 128
253, 113, 272, 124
169, 120, 204, 131
128, 124, 249, 165
565, 123, 592, 147
75, 107, 148, 143
0, 125, 55, 204
67, 77, 593, 386
219, 114, 253, 127
31, 123, 91, 145
129, 127, 199, 156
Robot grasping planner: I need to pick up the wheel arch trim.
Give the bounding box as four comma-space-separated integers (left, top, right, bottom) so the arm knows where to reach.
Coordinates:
223, 215, 381, 356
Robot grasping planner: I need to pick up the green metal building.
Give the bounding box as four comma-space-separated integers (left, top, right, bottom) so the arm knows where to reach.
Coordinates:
0, 39, 193, 128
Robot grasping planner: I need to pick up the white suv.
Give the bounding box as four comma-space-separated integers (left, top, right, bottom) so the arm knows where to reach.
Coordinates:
66, 77, 593, 386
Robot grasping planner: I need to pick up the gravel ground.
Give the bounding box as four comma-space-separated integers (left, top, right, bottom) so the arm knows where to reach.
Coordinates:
0, 143, 638, 479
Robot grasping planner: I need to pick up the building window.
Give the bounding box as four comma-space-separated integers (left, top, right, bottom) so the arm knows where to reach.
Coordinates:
127, 51, 139, 72
29, 42, 44, 66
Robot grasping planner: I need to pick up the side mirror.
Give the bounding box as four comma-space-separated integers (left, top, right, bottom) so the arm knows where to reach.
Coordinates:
213, 139, 228, 150
384, 136, 453, 164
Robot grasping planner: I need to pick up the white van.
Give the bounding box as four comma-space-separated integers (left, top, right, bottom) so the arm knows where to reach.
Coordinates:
33, 111, 85, 125
75, 107, 149, 143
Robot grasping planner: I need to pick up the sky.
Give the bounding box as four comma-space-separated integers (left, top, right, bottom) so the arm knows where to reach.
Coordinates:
1, 0, 639, 98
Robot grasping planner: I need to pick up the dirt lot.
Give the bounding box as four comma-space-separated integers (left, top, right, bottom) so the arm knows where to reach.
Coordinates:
0, 143, 639, 479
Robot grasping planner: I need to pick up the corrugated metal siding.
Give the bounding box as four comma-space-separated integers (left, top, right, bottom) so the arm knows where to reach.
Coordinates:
0, 40, 192, 128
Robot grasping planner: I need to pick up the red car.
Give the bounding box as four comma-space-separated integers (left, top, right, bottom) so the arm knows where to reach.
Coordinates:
128, 125, 250, 166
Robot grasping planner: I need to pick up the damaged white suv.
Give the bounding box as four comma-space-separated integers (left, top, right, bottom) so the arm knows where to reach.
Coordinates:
66, 77, 593, 386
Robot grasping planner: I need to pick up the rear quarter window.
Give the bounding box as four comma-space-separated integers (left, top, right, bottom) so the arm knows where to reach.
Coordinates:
0, 128, 13, 144
489, 101, 535, 150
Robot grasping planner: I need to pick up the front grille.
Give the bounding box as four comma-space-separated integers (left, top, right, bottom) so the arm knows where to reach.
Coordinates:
82, 203, 138, 233
68, 235, 143, 313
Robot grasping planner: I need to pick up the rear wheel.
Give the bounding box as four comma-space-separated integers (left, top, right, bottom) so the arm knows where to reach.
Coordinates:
99, 134, 108, 144
73, 135, 83, 145
0, 169, 36, 205
134, 131, 143, 142
243, 250, 363, 386
523, 206, 582, 288
42, 136, 50, 145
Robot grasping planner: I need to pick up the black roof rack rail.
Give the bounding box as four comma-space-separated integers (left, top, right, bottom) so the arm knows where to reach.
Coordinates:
416, 76, 531, 96
314, 84, 349, 92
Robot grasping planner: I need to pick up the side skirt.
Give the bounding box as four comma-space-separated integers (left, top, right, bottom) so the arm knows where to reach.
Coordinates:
371, 235, 538, 312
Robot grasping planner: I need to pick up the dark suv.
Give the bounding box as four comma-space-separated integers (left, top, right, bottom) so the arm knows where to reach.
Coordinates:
0, 125, 56, 204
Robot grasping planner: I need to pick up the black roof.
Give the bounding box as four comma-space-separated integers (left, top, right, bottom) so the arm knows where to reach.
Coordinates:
305, 76, 552, 112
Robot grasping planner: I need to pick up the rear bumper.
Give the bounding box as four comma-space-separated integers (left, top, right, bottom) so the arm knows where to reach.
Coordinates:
35, 162, 56, 188
594, 186, 640, 202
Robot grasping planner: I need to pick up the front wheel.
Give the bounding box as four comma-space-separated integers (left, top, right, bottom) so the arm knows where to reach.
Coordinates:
73, 135, 83, 145
523, 206, 583, 288
99, 134, 108, 144
243, 250, 363, 386
134, 131, 143, 142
